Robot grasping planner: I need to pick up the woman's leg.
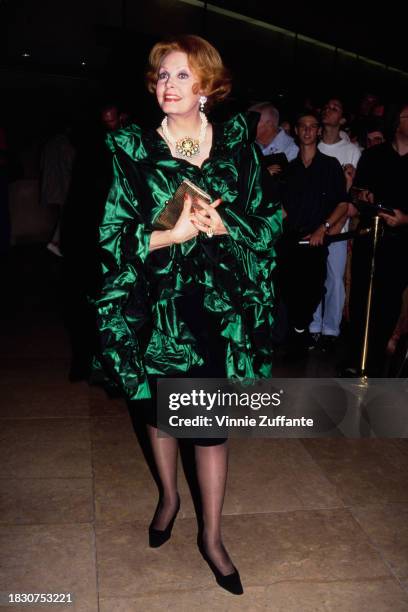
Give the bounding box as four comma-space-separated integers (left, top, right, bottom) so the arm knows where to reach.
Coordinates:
195, 441, 235, 575
147, 425, 180, 530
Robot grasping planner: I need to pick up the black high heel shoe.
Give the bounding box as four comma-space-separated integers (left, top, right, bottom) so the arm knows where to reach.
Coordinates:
197, 536, 244, 595
148, 494, 180, 548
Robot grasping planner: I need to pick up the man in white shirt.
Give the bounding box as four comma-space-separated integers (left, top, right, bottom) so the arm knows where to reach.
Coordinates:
309, 98, 361, 349
250, 102, 299, 174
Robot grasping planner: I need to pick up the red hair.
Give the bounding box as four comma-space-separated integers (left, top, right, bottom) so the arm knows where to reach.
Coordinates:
146, 35, 231, 109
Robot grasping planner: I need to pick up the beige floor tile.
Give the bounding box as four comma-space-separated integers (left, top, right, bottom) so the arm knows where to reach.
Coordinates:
98, 586, 270, 612
350, 504, 408, 579
229, 508, 390, 584
96, 509, 389, 598
301, 439, 408, 504
96, 519, 210, 597
0, 524, 98, 611
91, 417, 152, 481
224, 439, 342, 514
95, 475, 158, 524
0, 419, 92, 478
89, 386, 128, 418
0, 382, 89, 419
99, 578, 408, 612
0, 478, 94, 524
392, 439, 408, 457
267, 579, 408, 612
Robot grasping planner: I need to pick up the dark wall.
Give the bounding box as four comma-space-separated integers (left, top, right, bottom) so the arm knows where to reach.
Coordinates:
3, 0, 408, 156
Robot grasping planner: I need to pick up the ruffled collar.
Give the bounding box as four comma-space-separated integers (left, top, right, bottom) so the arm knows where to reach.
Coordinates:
106, 111, 260, 164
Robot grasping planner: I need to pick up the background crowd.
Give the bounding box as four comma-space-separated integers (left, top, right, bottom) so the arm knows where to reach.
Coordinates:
1, 90, 407, 379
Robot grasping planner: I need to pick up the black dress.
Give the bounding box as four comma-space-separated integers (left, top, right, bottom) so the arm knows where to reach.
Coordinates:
135, 283, 228, 446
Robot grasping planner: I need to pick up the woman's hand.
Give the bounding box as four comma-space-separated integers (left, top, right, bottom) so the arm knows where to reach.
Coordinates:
190, 197, 228, 236
169, 194, 199, 244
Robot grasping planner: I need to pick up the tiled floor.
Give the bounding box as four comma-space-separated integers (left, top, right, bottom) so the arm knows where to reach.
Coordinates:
1, 247, 408, 611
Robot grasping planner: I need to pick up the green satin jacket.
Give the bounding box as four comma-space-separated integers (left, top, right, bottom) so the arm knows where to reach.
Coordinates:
95, 112, 282, 399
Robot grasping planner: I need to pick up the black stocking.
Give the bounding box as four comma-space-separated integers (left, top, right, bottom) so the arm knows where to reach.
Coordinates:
147, 425, 179, 530
195, 441, 235, 575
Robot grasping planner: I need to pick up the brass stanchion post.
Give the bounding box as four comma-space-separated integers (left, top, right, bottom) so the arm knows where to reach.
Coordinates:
360, 215, 382, 376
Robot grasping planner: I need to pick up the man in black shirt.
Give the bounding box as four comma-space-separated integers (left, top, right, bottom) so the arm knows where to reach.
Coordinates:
278, 110, 348, 352
346, 102, 408, 375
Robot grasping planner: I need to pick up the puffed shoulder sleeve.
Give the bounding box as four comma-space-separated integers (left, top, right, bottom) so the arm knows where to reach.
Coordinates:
99, 153, 151, 275
94, 125, 152, 399
218, 112, 282, 253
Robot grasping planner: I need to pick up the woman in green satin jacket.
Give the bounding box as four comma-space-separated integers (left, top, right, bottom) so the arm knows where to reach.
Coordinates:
95, 35, 281, 594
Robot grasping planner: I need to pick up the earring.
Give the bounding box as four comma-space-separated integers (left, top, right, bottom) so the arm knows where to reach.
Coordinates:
199, 96, 207, 112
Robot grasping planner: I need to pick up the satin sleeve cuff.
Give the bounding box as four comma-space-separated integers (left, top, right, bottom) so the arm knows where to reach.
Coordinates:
97, 299, 152, 400
220, 201, 282, 253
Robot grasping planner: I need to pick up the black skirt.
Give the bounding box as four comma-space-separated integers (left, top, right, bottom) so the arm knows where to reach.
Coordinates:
134, 286, 227, 446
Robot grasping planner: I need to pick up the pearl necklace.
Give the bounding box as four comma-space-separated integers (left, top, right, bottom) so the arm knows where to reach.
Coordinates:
161, 111, 208, 158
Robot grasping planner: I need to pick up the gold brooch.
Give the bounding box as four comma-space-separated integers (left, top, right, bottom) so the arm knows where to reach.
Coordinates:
175, 137, 200, 157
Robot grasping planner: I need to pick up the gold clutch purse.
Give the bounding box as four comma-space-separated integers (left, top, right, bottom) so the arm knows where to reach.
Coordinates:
153, 179, 212, 230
